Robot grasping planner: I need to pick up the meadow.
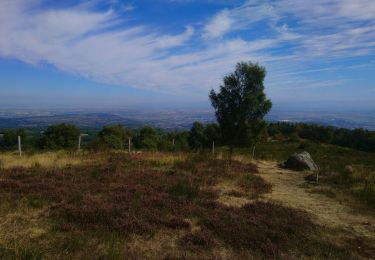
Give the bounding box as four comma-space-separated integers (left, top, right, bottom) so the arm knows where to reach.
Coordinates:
0, 149, 368, 259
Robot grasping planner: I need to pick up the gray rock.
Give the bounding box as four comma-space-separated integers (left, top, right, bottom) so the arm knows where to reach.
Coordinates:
344, 165, 354, 175
281, 151, 319, 171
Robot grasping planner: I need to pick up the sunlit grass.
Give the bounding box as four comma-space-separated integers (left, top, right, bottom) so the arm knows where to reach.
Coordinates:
0, 151, 87, 169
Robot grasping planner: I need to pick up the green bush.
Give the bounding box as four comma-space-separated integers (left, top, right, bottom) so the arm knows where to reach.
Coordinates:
39, 124, 80, 150
0, 128, 25, 150
97, 124, 133, 150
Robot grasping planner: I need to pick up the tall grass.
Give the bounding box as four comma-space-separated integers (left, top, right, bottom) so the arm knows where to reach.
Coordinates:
0, 151, 88, 169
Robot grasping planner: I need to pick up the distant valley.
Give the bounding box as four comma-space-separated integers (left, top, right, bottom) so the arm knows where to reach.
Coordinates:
0, 108, 374, 130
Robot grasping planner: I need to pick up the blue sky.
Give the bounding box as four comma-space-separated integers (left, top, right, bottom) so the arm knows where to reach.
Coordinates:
0, 0, 374, 111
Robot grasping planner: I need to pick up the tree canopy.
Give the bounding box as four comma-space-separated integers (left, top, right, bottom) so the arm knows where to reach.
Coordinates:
98, 124, 133, 149
0, 129, 25, 149
209, 62, 272, 151
188, 122, 207, 149
40, 123, 80, 149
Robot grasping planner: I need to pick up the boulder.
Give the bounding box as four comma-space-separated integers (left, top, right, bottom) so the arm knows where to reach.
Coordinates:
281, 151, 318, 171
344, 165, 354, 175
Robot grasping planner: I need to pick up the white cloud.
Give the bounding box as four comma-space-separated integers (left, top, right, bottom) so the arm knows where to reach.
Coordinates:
203, 2, 277, 39
0, 0, 374, 101
156, 26, 194, 48
203, 9, 232, 39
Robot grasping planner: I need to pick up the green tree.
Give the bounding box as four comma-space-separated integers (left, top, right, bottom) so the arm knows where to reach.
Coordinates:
204, 123, 221, 147
209, 62, 272, 155
41, 124, 80, 149
188, 122, 206, 149
0, 128, 25, 150
136, 126, 159, 150
98, 124, 133, 149
170, 131, 190, 151
158, 131, 190, 151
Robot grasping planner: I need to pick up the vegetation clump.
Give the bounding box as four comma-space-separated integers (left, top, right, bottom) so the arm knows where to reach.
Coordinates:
210, 62, 272, 154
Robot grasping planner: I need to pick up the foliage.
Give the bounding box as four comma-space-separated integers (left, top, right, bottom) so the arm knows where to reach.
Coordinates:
97, 124, 133, 149
0, 128, 25, 150
204, 123, 221, 146
39, 124, 80, 150
96, 125, 189, 151
209, 62, 272, 151
268, 122, 375, 152
135, 125, 159, 150
188, 122, 207, 149
167, 131, 190, 151
2, 120, 374, 156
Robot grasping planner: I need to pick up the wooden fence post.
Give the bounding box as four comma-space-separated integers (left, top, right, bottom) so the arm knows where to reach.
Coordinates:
78, 134, 88, 151
18, 136, 22, 157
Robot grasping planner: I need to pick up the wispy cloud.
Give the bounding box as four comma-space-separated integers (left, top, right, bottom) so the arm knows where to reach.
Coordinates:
203, 9, 233, 39
122, 3, 135, 12
0, 0, 374, 101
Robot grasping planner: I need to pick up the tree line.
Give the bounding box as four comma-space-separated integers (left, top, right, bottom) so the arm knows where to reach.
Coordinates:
0, 122, 221, 152
268, 122, 375, 152
2, 121, 374, 153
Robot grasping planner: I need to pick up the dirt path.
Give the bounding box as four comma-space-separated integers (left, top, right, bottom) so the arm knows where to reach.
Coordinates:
256, 160, 375, 239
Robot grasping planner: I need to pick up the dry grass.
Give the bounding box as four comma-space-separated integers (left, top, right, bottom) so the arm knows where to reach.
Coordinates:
257, 160, 375, 258
0, 151, 89, 169
0, 151, 360, 259
0, 196, 50, 259
257, 160, 375, 237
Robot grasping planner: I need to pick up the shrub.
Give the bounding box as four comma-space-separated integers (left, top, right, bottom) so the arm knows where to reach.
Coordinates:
198, 201, 316, 257
357, 180, 375, 207
39, 124, 80, 150
179, 229, 214, 249
97, 125, 133, 150
168, 180, 199, 201
135, 126, 159, 150
188, 122, 206, 150
0, 128, 25, 150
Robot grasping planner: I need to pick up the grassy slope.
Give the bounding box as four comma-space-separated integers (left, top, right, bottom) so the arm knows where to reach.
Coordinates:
234, 140, 375, 208
0, 151, 357, 259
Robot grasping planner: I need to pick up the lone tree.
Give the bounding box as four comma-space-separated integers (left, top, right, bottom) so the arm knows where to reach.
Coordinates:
209, 62, 272, 155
